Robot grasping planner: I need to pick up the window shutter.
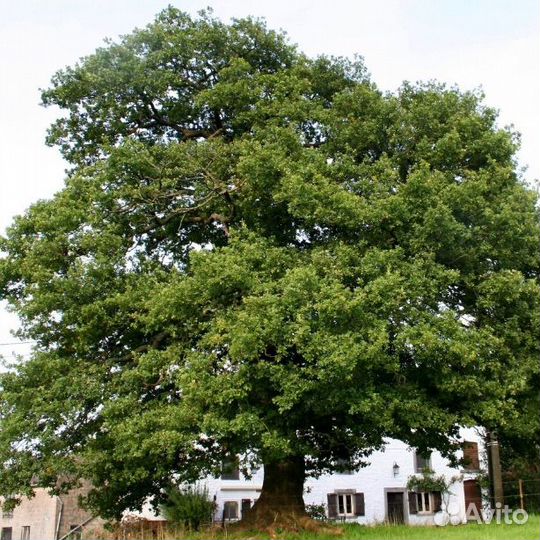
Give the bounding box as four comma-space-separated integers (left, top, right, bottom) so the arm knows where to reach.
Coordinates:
463, 442, 480, 470
432, 491, 442, 512
354, 492, 365, 516
241, 498, 251, 517
327, 493, 338, 518
408, 492, 418, 514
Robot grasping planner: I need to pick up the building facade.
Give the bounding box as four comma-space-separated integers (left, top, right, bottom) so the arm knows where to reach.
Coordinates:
0, 481, 103, 540
1, 430, 485, 538
201, 427, 484, 525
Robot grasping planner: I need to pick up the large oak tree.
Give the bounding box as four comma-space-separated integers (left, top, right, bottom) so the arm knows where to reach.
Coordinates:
0, 8, 538, 526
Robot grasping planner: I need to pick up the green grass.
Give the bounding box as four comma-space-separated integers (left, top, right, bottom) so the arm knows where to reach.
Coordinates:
328, 515, 540, 540
182, 514, 540, 540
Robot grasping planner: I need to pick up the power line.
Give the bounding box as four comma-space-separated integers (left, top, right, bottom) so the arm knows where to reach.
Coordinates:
0, 341, 36, 346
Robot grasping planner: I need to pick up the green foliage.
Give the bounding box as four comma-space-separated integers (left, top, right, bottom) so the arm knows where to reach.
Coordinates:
406, 469, 461, 494
305, 503, 327, 521
498, 373, 540, 478
0, 6, 538, 521
160, 485, 215, 530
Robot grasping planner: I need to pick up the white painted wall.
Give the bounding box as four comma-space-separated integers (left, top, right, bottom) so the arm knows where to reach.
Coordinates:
200, 427, 485, 526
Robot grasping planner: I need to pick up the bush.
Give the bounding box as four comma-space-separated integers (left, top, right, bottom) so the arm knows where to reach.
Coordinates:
160, 485, 216, 530
306, 503, 327, 521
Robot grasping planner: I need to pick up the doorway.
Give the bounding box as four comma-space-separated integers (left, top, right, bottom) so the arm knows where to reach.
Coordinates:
464, 479, 482, 519
386, 491, 405, 524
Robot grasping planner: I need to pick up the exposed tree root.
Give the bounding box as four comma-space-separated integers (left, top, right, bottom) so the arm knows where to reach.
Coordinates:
230, 509, 342, 536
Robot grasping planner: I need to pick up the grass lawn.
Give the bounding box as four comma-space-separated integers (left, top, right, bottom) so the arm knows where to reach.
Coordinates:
180, 514, 540, 540
326, 515, 540, 540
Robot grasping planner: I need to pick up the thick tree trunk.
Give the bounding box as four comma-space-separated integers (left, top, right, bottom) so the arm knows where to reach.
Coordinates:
240, 455, 311, 528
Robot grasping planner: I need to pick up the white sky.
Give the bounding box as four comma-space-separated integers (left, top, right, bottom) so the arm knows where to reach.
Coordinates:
1, 0, 539, 361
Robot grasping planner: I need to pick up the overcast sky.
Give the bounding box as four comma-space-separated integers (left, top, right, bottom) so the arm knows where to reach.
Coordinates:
1, 0, 539, 361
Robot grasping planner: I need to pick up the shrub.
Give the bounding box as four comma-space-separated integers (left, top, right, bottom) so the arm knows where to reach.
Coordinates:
306, 503, 327, 521
160, 485, 216, 530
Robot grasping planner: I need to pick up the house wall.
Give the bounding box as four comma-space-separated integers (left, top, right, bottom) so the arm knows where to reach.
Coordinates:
57, 480, 104, 539
200, 427, 485, 526
0, 489, 59, 540
0, 482, 104, 540
205, 472, 264, 522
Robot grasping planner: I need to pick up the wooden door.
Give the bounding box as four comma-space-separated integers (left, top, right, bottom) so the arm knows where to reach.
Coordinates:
241, 498, 251, 518
387, 492, 405, 524
464, 479, 482, 519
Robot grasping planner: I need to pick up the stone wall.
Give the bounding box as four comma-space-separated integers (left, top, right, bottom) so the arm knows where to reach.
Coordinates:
0, 489, 59, 540
57, 480, 104, 539
0, 482, 104, 540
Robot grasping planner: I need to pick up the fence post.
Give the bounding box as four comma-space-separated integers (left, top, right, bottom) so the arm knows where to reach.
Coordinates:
486, 431, 504, 507
518, 479, 524, 510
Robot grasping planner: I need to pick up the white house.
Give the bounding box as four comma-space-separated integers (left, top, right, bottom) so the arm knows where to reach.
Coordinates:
0, 430, 485, 539
200, 427, 484, 526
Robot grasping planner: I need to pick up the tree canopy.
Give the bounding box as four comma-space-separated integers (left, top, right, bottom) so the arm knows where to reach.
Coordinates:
0, 7, 538, 524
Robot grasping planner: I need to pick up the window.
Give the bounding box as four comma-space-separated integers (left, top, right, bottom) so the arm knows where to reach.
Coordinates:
20, 527, 30, 540
327, 492, 365, 518
241, 499, 251, 517
463, 441, 480, 470
1, 500, 14, 520
223, 501, 239, 520
409, 491, 441, 515
1, 528, 12, 540
414, 451, 431, 473
68, 525, 81, 540
416, 492, 432, 514
337, 493, 354, 516
335, 458, 354, 475
221, 456, 240, 480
